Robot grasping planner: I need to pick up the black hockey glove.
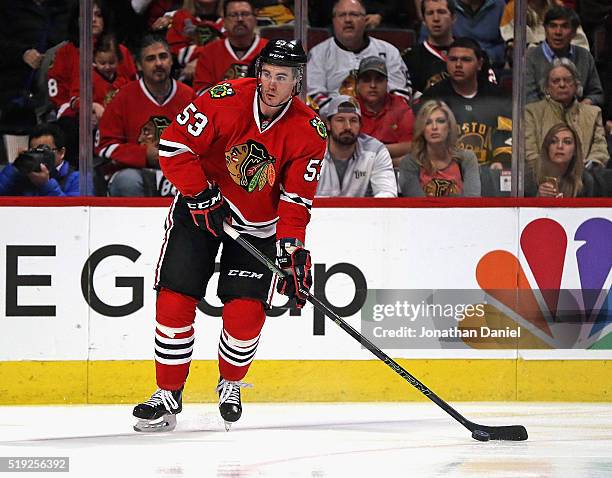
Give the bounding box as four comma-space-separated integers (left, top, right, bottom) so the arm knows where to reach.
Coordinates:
184, 184, 231, 238
276, 238, 312, 308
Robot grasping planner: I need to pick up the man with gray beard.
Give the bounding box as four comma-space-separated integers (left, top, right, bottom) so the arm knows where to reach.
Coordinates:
316, 95, 397, 197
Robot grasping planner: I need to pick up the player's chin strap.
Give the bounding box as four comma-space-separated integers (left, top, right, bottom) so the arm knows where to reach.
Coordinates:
222, 222, 528, 442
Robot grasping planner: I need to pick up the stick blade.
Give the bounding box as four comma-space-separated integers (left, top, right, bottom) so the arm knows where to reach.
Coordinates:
474, 424, 528, 441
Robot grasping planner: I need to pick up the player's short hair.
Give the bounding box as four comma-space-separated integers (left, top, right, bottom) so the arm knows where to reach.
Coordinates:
332, 0, 366, 16
223, 0, 255, 17
29, 123, 66, 150
421, 0, 456, 18
137, 34, 170, 62
448, 37, 484, 60
543, 6, 581, 31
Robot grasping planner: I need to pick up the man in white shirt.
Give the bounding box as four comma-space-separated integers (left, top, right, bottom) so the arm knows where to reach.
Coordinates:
316, 95, 398, 197
307, 0, 411, 109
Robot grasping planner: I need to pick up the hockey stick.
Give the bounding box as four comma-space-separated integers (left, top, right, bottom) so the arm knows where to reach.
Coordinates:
223, 222, 528, 442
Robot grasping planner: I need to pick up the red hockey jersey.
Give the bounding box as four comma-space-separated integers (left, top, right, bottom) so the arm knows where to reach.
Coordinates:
159, 78, 328, 243
69, 68, 131, 113
48, 41, 138, 118
192, 36, 267, 94
167, 9, 224, 66
97, 79, 194, 169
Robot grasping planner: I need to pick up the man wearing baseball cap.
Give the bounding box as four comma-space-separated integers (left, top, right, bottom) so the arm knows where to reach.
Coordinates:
356, 56, 414, 167
316, 95, 398, 198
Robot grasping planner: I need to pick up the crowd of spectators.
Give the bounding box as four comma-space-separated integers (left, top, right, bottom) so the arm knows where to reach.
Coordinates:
0, 0, 610, 197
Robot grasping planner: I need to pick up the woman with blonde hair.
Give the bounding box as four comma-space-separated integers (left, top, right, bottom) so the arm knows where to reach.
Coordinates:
399, 100, 481, 197
527, 122, 594, 197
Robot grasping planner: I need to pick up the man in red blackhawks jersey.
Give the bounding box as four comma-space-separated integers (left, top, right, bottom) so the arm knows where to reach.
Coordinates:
96, 35, 193, 196
132, 39, 328, 432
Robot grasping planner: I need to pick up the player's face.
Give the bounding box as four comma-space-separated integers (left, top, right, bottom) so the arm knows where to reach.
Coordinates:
29, 135, 65, 167
446, 47, 482, 84
224, 1, 256, 39
332, 0, 367, 46
329, 112, 360, 146
94, 51, 118, 81
548, 129, 575, 165
356, 71, 387, 105
545, 19, 575, 51
547, 66, 577, 105
259, 64, 296, 107
140, 43, 172, 84
92, 5, 104, 37
423, 108, 449, 145
423, 0, 454, 39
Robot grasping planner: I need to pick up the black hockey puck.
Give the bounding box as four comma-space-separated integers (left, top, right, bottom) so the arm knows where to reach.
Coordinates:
472, 430, 491, 441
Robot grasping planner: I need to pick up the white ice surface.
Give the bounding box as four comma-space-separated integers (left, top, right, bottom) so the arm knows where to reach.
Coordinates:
1, 402, 611, 478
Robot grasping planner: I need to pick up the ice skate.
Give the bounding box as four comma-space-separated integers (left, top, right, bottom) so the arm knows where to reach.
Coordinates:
216, 377, 252, 431
133, 388, 182, 432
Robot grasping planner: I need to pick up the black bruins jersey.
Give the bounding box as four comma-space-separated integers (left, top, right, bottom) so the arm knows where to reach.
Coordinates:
420, 79, 512, 166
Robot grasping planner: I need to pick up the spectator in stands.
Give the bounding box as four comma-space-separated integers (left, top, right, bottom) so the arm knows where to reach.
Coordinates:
48, 2, 138, 167
96, 36, 193, 196
418, 0, 506, 69
307, 0, 411, 110
355, 56, 414, 166
316, 95, 398, 197
421, 37, 512, 169
166, 0, 224, 82
0, 0, 74, 130
525, 58, 609, 172
399, 100, 480, 197
0, 123, 81, 196
310, 0, 415, 29
525, 122, 594, 197
193, 0, 267, 95
500, 0, 589, 50
525, 6, 604, 106
403, 0, 456, 96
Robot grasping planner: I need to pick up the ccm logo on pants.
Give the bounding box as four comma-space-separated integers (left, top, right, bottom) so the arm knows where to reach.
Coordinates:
228, 270, 264, 279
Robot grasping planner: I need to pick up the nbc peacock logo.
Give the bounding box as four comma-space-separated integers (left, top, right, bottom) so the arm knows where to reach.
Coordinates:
460, 218, 612, 350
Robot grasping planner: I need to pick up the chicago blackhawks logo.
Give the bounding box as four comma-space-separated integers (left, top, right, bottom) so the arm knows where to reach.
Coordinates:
209, 82, 235, 99
224, 64, 249, 81
309, 117, 327, 139
196, 25, 222, 46
225, 140, 276, 193
138, 116, 172, 145
424, 178, 458, 197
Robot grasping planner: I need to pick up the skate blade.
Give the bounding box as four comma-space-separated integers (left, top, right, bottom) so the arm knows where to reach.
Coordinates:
224, 421, 232, 432
133, 414, 177, 432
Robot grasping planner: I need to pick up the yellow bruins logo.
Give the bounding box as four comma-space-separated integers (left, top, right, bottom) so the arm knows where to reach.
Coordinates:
209, 82, 235, 99
309, 117, 327, 139
225, 140, 276, 193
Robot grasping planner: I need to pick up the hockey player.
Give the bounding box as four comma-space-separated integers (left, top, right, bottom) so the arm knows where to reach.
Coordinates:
132, 39, 327, 432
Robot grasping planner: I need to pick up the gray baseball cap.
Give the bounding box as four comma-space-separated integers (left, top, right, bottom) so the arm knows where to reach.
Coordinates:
357, 56, 388, 78
320, 95, 361, 119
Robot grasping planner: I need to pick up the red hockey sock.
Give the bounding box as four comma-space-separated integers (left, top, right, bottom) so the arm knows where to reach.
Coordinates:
155, 288, 199, 390
218, 298, 266, 381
